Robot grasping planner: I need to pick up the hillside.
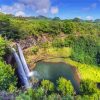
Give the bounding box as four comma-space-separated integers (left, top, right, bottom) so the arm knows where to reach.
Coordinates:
0, 13, 100, 99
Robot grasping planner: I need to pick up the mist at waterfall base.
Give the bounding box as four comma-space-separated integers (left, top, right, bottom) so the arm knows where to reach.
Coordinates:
33, 61, 80, 93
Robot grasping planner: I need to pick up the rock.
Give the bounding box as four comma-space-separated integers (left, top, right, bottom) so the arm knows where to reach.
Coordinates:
18, 34, 52, 50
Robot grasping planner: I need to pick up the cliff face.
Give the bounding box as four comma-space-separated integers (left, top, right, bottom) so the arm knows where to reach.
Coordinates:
16, 33, 67, 50
17, 34, 53, 49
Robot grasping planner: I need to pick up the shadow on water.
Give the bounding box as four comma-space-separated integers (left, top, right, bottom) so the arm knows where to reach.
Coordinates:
34, 61, 80, 94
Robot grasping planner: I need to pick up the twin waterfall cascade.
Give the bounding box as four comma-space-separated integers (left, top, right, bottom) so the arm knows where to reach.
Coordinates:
11, 44, 36, 89
17, 44, 33, 78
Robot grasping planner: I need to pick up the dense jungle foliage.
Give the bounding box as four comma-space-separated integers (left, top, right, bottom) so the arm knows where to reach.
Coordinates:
0, 37, 17, 92
52, 35, 100, 66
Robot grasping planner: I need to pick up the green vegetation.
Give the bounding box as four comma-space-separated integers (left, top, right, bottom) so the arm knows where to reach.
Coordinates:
46, 47, 71, 57
0, 37, 7, 59
32, 46, 39, 54
0, 37, 17, 92
65, 59, 100, 83
57, 77, 74, 96
80, 80, 98, 95
0, 13, 100, 40
41, 80, 54, 94
15, 78, 100, 99
0, 61, 17, 91
16, 78, 74, 99
71, 35, 100, 66
51, 35, 100, 66
0, 13, 100, 99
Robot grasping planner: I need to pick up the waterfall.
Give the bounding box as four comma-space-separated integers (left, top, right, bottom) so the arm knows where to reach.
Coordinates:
11, 48, 32, 89
11, 43, 39, 88
17, 44, 30, 78
16, 44, 37, 78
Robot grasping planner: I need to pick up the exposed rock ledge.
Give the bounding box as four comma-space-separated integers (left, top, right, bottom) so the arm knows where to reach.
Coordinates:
16, 34, 53, 49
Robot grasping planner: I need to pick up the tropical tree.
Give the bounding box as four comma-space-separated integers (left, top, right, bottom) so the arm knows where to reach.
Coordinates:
0, 61, 17, 91
61, 21, 76, 34
80, 80, 97, 95
0, 14, 10, 33
73, 17, 82, 22
71, 35, 100, 66
0, 37, 7, 59
41, 80, 54, 94
57, 77, 74, 96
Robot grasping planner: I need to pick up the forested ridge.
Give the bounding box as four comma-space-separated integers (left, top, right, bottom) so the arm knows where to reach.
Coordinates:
0, 13, 100, 99
0, 13, 100, 39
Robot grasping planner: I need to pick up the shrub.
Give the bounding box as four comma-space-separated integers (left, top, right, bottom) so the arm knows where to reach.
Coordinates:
52, 39, 65, 48
62, 95, 74, 100
8, 84, 17, 93
49, 21, 61, 35
32, 46, 39, 54
34, 87, 45, 99
16, 92, 31, 100
0, 14, 10, 33
41, 80, 54, 94
71, 35, 100, 66
80, 80, 97, 95
57, 77, 74, 96
61, 21, 76, 34
0, 61, 17, 91
47, 93, 62, 100
0, 37, 7, 59
41, 42, 49, 49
